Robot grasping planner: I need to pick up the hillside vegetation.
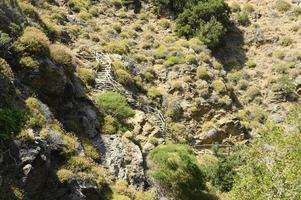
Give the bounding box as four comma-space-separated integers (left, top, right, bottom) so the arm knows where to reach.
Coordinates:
0, 0, 300, 199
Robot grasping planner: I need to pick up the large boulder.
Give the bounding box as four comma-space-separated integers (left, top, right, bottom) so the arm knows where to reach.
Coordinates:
94, 135, 145, 189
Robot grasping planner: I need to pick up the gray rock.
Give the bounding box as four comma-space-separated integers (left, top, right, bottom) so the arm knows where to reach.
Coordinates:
94, 135, 145, 189
23, 164, 33, 176
19, 147, 41, 164
270, 113, 284, 123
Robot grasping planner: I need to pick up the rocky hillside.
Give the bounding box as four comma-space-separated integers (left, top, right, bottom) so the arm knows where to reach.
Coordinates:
0, 0, 300, 199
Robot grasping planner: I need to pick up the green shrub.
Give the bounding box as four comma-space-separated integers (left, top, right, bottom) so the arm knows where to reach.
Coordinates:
50, 44, 74, 75
19, 2, 40, 20
50, 44, 73, 66
202, 152, 241, 192
112, 0, 122, 9
185, 54, 197, 64
19, 56, 39, 69
14, 27, 50, 57
281, 36, 293, 46
0, 32, 11, 53
229, 115, 301, 199
104, 40, 129, 55
164, 56, 183, 67
154, 45, 168, 59
95, 92, 134, 121
212, 79, 226, 93
274, 0, 291, 12
115, 69, 133, 86
230, 2, 241, 12
243, 3, 254, 13
236, 11, 249, 26
175, 0, 230, 49
56, 169, 75, 183
41, 16, 62, 39
166, 101, 183, 121
68, 0, 91, 13
66, 156, 105, 186
246, 60, 256, 68
293, 6, 301, 15
158, 19, 170, 29
245, 85, 261, 102
101, 115, 118, 134
76, 67, 96, 86
25, 97, 46, 129
81, 138, 100, 160
196, 17, 227, 49
196, 66, 209, 79
147, 87, 162, 99
89, 6, 99, 17
0, 105, 26, 139
271, 75, 295, 97
148, 144, 206, 200
152, 0, 189, 14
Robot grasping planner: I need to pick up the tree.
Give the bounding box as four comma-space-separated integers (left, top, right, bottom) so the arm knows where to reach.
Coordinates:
175, 0, 231, 49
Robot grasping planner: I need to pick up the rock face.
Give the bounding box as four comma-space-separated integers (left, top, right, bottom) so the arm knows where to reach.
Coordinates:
195, 118, 247, 144
94, 135, 145, 189
0, 0, 25, 34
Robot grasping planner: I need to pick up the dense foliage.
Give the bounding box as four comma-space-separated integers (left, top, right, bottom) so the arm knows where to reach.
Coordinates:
148, 144, 206, 200
229, 104, 301, 199
175, 0, 231, 49
152, 0, 231, 49
152, 0, 192, 14
0, 105, 26, 139
95, 91, 135, 121
202, 149, 241, 192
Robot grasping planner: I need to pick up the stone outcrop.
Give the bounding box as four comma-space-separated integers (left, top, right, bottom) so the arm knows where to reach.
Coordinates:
94, 135, 145, 189
195, 117, 247, 144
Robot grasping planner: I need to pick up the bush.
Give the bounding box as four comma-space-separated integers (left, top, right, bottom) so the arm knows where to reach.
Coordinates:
56, 169, 75, 183
230, 2, 241, 12
281, 36, 293, 46
212, 79, 226, 93
19, 2, 40, 20
197, 17, 226, 49
152, 0, 189, 14
202, 152, 241, 192
76, 67, 96, 86
245, 85, 261, 102
101, 115, 118, 134
164, 56, 183, 67
196, 66, 210, 79
50, 44, 73, 66
272, 75, 295, 97
229, 114, 301, 199
68, 0, 91, 13
81, 138, 100, 160
236, 11, 249, 26
115, 69, 133, 86
41, 16, 62, 39
0, 105, 26, 139
95, 92, 134, 121
148, 144, 206, 200
154, 45, 168, 59
274, 0, 291, 12
14, 27, 50, 57
19, 56, 39, 69
104, 40, 129, 55
175, 0, 230, 49
0, 32, 11, 53
25, 97, 46, 128
66, 156, 105, 186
